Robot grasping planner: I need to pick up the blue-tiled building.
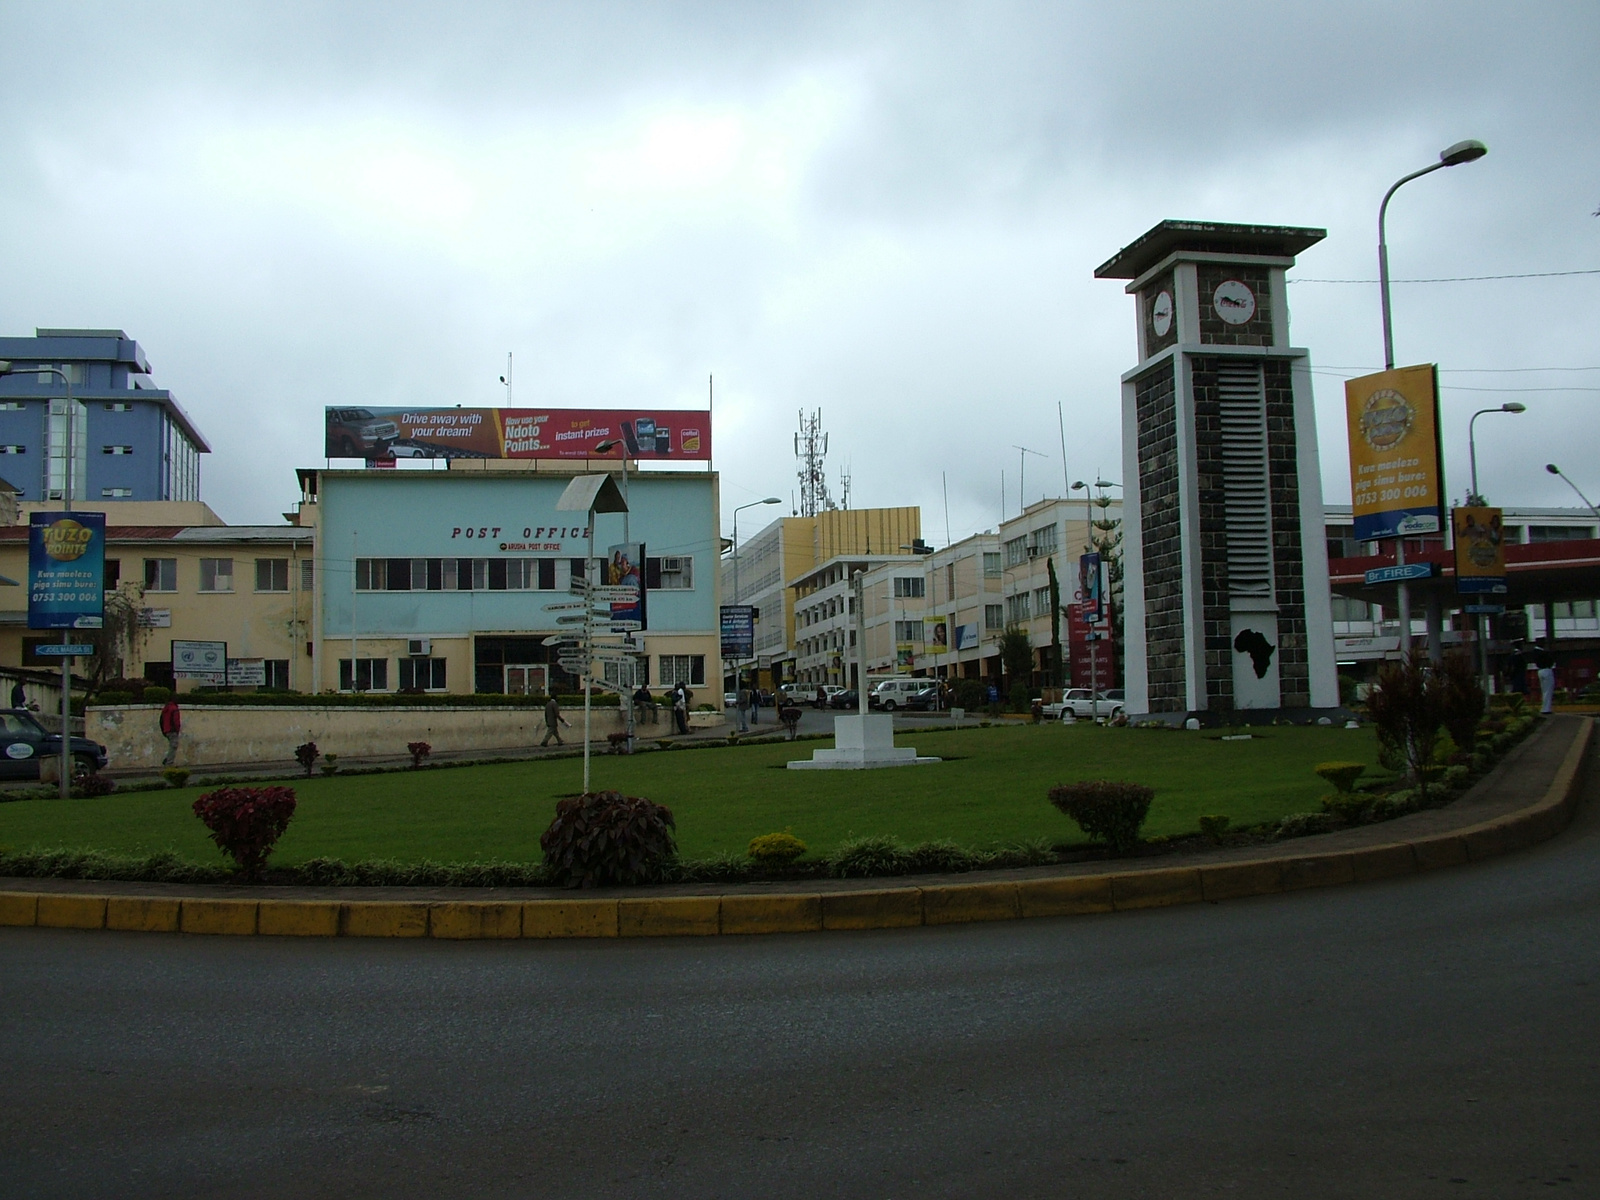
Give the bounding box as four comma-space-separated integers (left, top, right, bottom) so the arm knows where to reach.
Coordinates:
0, 329, 209, 502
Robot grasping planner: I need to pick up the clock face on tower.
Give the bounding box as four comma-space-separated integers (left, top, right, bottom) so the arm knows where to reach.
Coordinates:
1151, 290, 1173, 337
1213, 279, 1256, 325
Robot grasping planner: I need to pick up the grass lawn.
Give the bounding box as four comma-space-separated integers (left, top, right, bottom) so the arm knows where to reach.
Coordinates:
0, 723, 1386, 867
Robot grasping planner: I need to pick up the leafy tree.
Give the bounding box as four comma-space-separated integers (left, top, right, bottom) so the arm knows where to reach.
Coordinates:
1046, 556, 1063, 688
1365, 650, 1443, 797
1000, 625, 1033, 693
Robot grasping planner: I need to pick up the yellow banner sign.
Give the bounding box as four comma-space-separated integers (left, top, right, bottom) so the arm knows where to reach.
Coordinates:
1453, 506, 1507, 594
1345, 364, 1443, 541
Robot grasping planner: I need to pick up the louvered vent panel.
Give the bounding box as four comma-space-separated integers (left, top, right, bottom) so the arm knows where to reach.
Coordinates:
1216, 362, 1274, 598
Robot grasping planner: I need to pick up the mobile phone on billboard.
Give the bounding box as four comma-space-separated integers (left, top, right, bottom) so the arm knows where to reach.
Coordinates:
621, 420, 642, 456
635, 418, 656, 444
654, 427, 671, 453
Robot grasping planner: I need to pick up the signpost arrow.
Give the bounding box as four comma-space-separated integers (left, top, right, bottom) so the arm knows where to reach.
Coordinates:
1364, 562, 1437, 586
35, 644, 95, 657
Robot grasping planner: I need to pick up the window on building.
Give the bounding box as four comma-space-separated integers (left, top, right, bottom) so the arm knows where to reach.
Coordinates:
301, 559, 314, 592
1330, 595, 1371, 622
100, 487, 131, 497
0, 402, 23, 411
338, 658, 389, 691
1034, 586, 1053, 615
105, 402, 132, 412
43, 397, 86, 501
1003, 536, 1028, 568
945, 562, 956, 602
356, 558, 386, 590
103, 445, 133, 455
398, 657, 447, 691
1005, 593, 1031, 624
1326, 525, 1361, 561
104, 559, 121, 589
1552, 600, 1598, 619
255, 558, 290, 592
1530, 526, 1595, 543
263, 660, 291, 690
985, 603, 1004, 630
0, 445, 24, 454
646, 556, 693, 589
893, 576, 924, 598
143, 558, 177, 591
894, 620, 924, 643
1029, 525, 1059, 555
199, 558, 234, 592
658, 654, 706, 687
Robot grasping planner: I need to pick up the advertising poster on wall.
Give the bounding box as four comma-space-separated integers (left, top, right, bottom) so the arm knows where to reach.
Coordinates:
28, 512, 105, 630
1453, 507, 1507, 594
1344, 365, 1444, 542
1066, 603, 1115, 690
930, 618, 949, 650
606, 542, 647, 630
325, 407, 712, 463
954, 623, 980, 651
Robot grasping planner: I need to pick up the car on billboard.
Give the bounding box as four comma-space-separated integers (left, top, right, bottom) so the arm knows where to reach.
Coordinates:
326, 408, 399, 458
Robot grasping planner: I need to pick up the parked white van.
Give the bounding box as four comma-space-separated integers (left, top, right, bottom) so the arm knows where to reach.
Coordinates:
867, 677, 936, 711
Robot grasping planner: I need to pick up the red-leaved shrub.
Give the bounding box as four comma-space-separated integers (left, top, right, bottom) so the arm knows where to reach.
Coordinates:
407, 740, 432, 768
539, 790, 677, 888
192, 786, 298, 879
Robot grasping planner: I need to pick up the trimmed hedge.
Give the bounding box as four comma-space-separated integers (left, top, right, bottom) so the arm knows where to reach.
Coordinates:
88, 691, 623, 708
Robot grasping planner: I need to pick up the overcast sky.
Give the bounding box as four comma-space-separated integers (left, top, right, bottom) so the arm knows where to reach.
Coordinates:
1, 1, 1595, 539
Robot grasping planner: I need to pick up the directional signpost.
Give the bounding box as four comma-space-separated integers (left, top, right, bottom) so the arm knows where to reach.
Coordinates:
1364, 562, 1436, 586
35, 644, 96, 657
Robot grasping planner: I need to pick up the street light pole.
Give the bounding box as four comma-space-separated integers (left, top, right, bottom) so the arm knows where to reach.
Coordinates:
1, 361, 78, 798
1467, 404, 1526, 505
728, 496, 781, 698
1546, 464, 1600, 524
1376, 138, 1487, 656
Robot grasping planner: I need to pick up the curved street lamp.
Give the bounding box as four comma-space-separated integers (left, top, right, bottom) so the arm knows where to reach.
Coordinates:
729, 498, 781, 603
1467, 403, 1526, 505
1546, 464, 1600, 524
1379, 139, 1488, 371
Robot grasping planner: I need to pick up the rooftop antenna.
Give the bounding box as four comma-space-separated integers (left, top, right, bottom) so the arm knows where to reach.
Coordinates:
839, 461, 852, 510
1014, 445, 1047, 513
498, 353, 512, 403
1057, 401, 1070, 498
794, 409, 834, 517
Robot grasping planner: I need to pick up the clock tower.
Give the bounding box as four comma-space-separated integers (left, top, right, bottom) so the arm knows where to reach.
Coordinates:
1094, 221, 1339, 720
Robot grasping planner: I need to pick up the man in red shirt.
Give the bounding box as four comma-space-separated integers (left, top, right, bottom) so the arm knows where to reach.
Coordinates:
160, 698, 181, 765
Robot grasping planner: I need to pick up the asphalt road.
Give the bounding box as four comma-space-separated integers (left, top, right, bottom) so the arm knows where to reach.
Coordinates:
4, 763, 1598, 1199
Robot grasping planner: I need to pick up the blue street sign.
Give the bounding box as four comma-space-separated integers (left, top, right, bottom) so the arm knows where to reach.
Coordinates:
35, 643, 95, 656
1364, 562, 1436, 586
1463, 604, 1506, 615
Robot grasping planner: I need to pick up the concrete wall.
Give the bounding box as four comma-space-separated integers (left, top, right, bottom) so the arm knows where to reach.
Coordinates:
89, 703, 726, 770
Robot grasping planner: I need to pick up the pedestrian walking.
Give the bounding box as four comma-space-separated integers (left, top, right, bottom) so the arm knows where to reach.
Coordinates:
673, 685, 689, 735
736, 684, 750, 733
540, 695, 570, 746
1535, 646, 1557, 714
159, 696, 182, 765
8, 680, 24, 709
749, 685, 760, 726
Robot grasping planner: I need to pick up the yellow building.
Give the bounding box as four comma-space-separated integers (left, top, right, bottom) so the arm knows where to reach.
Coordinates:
0, 500, 312, 692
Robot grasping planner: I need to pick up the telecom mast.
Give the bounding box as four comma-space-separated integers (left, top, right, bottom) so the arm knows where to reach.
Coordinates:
794, 409, 835, 517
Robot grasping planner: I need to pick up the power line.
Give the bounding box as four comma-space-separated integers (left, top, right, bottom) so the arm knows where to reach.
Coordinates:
1289, 268, 1600, 284
1309, 369, 1600, 394
1319, 365, 1600, 374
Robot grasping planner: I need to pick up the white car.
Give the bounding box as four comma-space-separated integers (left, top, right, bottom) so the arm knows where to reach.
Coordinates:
1046, 689, 1124, 720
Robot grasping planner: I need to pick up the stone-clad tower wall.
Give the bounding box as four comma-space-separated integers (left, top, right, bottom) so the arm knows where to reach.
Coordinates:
1098, 222, 1338, 719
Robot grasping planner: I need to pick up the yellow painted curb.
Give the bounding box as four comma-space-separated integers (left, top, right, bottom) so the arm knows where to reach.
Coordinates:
821, 888, 923, 930
922, 881, 1020, 925
106, 897, 181, 933
619, 896, 720, 937
0, 892, 39, 926
1111, 868, 1203, 910
430, 902, 521, 939
1349, 843, 1416, 882
1198, 860, 1283, 903
523, 899, 619, 939
1411, 836, 1469, 871
36, 894, 107, 929
181, 899, 258, 935
719, 894, 823, 936
1017, 875, 1114, 917
1281, 854, 1355, 891
341, 902, 428, 938
258, 901, 341, 937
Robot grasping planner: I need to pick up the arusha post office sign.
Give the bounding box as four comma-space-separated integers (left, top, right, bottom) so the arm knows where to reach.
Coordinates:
1344, 364, 1444, 542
